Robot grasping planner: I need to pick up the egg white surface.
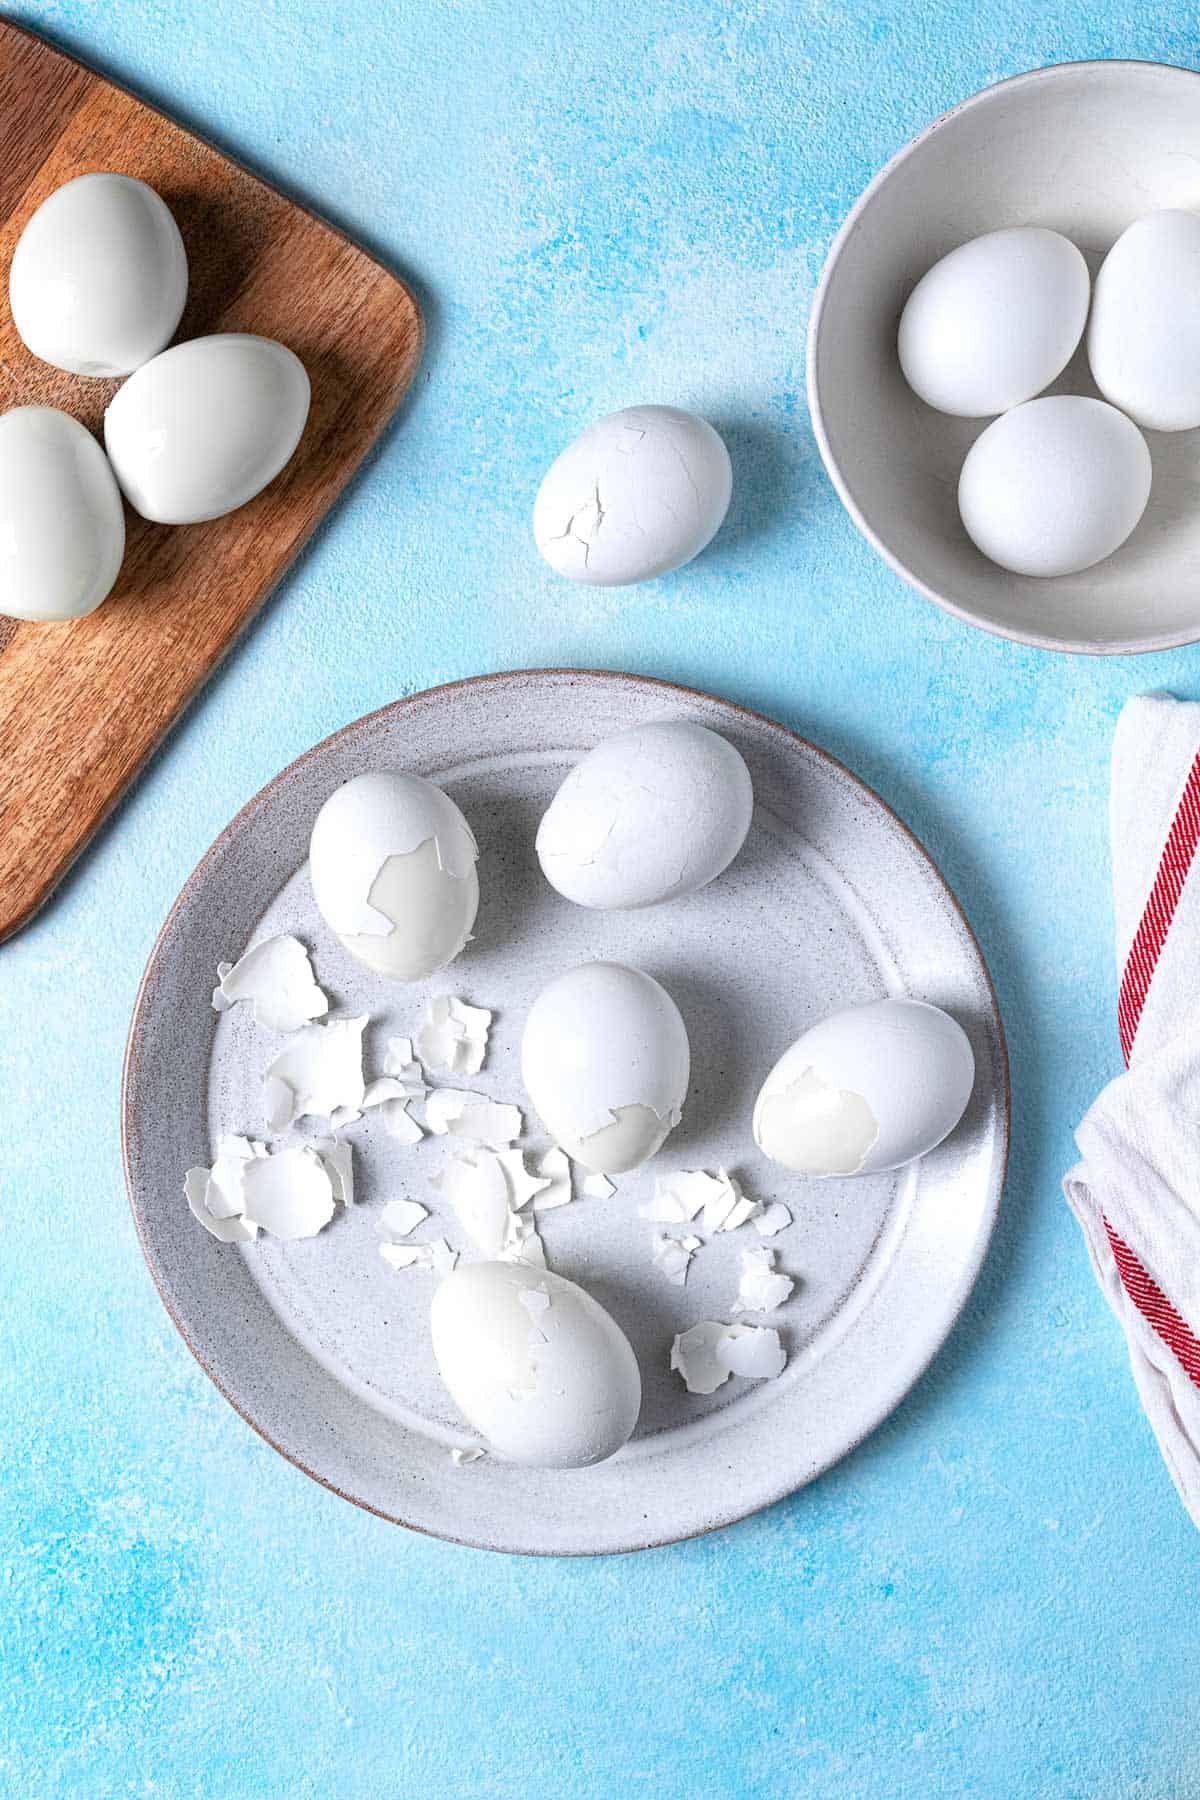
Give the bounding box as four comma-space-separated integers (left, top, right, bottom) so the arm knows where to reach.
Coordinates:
0, 407, 125, 623
103, 332, 310, 523
10, 172, 187, 378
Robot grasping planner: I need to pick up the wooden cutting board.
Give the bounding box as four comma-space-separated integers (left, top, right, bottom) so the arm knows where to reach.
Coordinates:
0, 21, 423, 941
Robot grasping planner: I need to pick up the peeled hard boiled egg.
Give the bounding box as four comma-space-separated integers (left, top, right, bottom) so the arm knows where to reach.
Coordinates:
521, 962, 690, 1174
104, 333, 310, 523
309, 771, 479, 982
10, 172, 187, 378
430, 1261, 641, 1468
537, 720, 753, 910
958, 395, 1151, 577
899, 227, 1089, 418
753, 998, 974, 1178
0, 407, 125, 623
1088, 210, 1200, 431
533, 405, 731, 585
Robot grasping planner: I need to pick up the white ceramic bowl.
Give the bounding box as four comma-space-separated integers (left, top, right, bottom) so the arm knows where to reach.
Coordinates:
808, 61, 1200, 655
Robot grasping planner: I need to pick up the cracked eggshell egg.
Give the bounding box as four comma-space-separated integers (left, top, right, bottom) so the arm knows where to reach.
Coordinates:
10, 172, 187, 378
1088, 210, 1200, 431
308, 771, 479, 982
958, 396, 1151, 578
103, 332, 310, 523
753, 998, 974, 1178
533, 404, 732, 586
521, 961, 690, 1174
0, 407, 125, 623
537, 719, 753, 910
899, 227, 1089, 418
430, 1261, 642, 1468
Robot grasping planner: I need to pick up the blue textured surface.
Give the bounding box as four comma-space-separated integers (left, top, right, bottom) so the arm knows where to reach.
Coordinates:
4, 2, 1200, 1795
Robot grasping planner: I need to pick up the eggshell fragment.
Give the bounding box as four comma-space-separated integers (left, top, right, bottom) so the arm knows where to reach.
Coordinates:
10, 172, 187, 377
534, 405, 731, 586
730, 1247, 794, 1316
379, 1198, 428, 1239
753, 998, 974, 1177
308, 772, 479, 983
211, 934, 327, 1033
536, 721, 753, 911
899, 227, 1089, 417
425, 1089, 522, 1147
262, 1015, 367, 1132
0, 407, 125, 624
417, 996, 492, 1073
104, 332, 310, 523
430, 1262, 641, 1467
184, 1137, 349, 1243
671, 1321, 786, 1393
651, 1232, 701, 1286
1088, 210, 1200, 431
520, 962, 690, 1174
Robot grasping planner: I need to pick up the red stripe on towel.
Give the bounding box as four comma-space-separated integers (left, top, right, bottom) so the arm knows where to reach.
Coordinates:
1117, 751, 1200, 1062
1107, 747, 1200, 1390
1103, 1216, 1200, 1385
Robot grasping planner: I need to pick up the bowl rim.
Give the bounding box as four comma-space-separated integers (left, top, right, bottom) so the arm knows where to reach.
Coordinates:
806, 57, 1200, 657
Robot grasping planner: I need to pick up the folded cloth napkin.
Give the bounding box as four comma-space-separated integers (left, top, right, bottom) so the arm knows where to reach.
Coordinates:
1065, 692, 1200, 1524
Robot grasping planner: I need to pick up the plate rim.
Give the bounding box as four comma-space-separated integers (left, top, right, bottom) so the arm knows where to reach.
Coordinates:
121, 667, 1011, 1553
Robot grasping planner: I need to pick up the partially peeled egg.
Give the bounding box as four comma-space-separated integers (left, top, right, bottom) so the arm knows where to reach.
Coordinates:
521, 961, 690, 1174
430, 1261, 641, 1468
752, 998, 974, 1177
308, 771, 479, 981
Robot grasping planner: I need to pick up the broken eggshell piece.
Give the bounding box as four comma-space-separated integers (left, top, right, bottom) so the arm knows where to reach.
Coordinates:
753, 997, 974, 1177
520, 961, 690, 1175
533, 404, 732, 586
308, 771, 479, 982
536, 720, 753, 911
430, 1261, 641, 1468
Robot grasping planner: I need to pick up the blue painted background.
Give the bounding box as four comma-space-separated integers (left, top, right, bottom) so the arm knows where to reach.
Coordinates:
4, 1, 1200, 1794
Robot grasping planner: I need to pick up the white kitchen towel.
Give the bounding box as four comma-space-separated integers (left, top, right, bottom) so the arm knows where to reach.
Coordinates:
1065, 692, 1200, 1525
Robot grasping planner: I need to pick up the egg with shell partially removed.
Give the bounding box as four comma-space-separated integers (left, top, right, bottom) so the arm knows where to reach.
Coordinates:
521, 961, 690, 1174
753, 998, 974, 1178
308, 771, 479, 982
431, 1261, 641, 1468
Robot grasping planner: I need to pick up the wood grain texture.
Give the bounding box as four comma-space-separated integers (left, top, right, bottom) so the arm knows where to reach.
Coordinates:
0, 21, 423, 941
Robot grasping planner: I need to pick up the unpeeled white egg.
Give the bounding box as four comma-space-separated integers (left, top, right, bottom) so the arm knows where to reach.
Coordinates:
0, 407, 125, 623
536, 719, 753, 910
430, 1261, 641, 1468
309, 771, 479, 982
958, 395, 1151, 577
10, 172, 187, 378
521, 962, 690, 1174
1088, 209, 1200, 432
533, 405, 731, 586
753, 997, 974, 1177
898, 226, 1089, 418
104, 333, 310, 523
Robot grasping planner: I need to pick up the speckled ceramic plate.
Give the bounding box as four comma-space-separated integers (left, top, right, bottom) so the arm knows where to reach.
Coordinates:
123, 670, 1008, 1554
